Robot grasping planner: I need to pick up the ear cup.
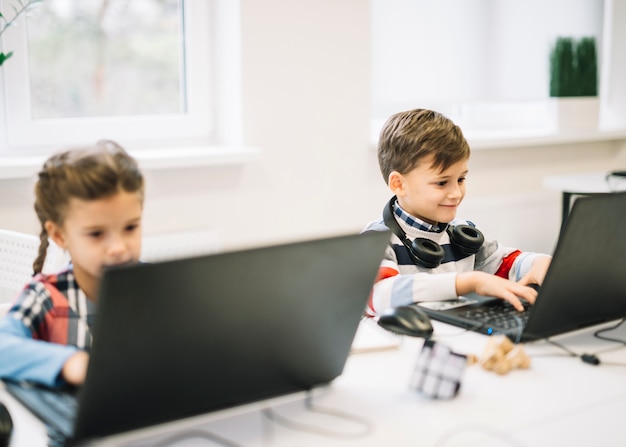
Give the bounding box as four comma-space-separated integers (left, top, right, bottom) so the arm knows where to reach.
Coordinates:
383, 197, 445, 268
447, 225, 484, 255
382, 196, 484, 269
409, 238, 445, 268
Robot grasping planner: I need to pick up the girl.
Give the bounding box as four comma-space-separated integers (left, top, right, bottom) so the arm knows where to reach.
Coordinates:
0, 140, 145, 387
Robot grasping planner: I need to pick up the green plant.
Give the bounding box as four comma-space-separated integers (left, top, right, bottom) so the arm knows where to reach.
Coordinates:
549, 36, 598, 97
0, 0, 42, 67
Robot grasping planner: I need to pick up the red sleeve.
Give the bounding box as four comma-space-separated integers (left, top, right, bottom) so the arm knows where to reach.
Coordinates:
32, 274, 71, 345
374, 266, 399, 283
494, 249, 522, 279
366, 266, 399, 316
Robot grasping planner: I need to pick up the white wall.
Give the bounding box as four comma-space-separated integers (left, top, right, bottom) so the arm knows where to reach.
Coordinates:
1, 0, 626, 257
371, 0, 604, 112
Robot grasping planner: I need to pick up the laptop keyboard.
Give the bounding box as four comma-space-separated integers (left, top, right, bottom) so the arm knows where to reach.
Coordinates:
4, 381, 78, 437
37, 386, 79, 421
459, 300, 531, 332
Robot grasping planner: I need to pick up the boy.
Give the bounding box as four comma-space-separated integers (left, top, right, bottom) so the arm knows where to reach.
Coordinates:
364, 109, 551, 317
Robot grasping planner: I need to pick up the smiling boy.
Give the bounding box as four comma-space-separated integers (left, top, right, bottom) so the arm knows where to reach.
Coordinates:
364, 109, 551, 317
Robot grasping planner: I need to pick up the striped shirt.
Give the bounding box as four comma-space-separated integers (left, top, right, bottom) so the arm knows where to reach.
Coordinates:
362, 202, 545, 316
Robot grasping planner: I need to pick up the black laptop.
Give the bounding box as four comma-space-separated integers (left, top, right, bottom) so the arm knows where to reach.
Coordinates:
3, 231, 390, 446
417, 192, 626, 343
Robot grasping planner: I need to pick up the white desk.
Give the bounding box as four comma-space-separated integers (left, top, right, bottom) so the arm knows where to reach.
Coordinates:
3, 320, 626, 446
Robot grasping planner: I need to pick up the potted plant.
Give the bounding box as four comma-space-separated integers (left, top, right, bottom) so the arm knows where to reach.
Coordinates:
549, 36, 599, 129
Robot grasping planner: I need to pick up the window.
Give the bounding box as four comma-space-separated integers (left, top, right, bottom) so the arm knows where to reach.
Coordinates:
371, 0, 604, 133
0, 0, 221, 151
28, 1, 186, 119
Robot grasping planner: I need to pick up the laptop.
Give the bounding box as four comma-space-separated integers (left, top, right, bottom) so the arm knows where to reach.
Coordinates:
3, 230, 390, 446
417, 192, 626, 343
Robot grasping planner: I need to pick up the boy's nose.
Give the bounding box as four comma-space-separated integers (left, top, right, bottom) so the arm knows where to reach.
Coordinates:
448, 184, 463, 198
107, 236, 128, 257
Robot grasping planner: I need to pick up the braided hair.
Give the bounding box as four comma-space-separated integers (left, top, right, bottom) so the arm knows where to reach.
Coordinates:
32, 140, 144, 274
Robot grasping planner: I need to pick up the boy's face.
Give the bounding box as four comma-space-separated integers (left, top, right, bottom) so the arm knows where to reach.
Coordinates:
45, 190, 143, 300
389, 154, 468, 225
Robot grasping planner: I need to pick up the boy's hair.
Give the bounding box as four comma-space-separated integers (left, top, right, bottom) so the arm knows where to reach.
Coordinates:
377, 108, 470, 184
33, 140, 145, 274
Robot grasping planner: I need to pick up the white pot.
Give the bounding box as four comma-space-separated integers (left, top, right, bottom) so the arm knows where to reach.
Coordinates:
549, 97, 600, 130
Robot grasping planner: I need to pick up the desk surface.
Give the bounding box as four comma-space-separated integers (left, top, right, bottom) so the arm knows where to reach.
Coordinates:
3, 320, 626, 447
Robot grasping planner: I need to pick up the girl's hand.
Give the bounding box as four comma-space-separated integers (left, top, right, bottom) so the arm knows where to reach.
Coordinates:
61, 351, 89, 386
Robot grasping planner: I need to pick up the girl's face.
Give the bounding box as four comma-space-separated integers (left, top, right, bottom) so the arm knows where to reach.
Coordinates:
390, 154, 468, 225
46, 190, 143, 300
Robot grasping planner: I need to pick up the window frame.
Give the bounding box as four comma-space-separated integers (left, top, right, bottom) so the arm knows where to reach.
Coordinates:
0, 0, 214, 151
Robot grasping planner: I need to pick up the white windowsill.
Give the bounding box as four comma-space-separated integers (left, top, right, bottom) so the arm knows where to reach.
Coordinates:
0, 145, 262, 180
466, 127, 626, 150
3, 126, 626, 181
371, 122, 626, 151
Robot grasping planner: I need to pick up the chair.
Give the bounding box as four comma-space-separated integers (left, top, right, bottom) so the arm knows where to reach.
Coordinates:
0, 229, 70, 314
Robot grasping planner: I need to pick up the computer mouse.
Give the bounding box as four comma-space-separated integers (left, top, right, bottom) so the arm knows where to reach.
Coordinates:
0, 402, 13, 447
377, 305, 434, 338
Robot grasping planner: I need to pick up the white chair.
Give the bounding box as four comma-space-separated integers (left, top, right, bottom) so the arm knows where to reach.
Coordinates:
0, 229, 70, 314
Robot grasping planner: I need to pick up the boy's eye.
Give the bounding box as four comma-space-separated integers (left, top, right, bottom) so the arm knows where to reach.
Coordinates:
437, 180, 447, 186
125, 223, 140, 232
458, 177, 467, 184
88, 230, 103, 238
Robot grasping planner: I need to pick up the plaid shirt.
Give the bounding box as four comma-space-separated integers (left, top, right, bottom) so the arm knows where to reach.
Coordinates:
9, 267, 95, 350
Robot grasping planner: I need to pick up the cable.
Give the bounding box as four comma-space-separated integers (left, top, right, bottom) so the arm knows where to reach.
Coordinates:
432, 313, 626, 366
593, 317, 626, 346
531, 336, 603, 365
588, 318, 626, 365
434, 321, 487, 338
543, 338, 579, 357
504, 314, 525, 345
435, 425, 527, 447
435, 318, 523, 343
581, 353, 601, 365
524, 328, 626, 367
262, 393, 372, 440
152, 429, 244, 447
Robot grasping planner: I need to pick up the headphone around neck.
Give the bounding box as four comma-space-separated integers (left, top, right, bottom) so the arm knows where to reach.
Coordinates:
382, 197, 485, 268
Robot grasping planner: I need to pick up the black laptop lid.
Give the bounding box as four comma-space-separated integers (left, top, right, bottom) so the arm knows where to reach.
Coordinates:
72, 231, 389, 442
524, 192, 626, 339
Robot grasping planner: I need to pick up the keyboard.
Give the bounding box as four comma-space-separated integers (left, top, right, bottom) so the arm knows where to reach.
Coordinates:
4, 381, 78, 437
458, 300, 531, 332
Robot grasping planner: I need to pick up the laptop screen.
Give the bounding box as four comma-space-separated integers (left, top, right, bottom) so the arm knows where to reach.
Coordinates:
417, 192, 626, 342
523, 191, 626, 339
72, 231, 390, 441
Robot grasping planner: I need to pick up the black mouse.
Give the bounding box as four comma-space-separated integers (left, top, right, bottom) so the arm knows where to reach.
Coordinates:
377, 305, 434, 338
0, 402, 13, 447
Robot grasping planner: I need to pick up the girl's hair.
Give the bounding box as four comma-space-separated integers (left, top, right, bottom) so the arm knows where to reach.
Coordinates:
377, 108, 470, 184
33, 140, 145, 274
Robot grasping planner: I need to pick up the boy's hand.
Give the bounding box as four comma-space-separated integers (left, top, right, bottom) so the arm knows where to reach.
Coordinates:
62, 351, 90, 386
518, 255, 552, 287
457, 271, 538, 311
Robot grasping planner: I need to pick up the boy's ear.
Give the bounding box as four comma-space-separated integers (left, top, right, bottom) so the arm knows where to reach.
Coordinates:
44, 221, 67, 250
388, 171, 405, 195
